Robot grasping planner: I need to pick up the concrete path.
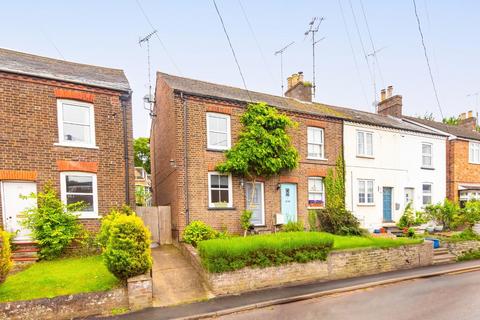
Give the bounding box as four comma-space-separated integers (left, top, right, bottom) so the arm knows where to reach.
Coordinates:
111, 259, 480, 320
151, 245, 212, 307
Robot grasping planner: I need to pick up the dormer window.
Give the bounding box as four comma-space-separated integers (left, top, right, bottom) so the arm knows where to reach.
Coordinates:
56, 99, 96, 148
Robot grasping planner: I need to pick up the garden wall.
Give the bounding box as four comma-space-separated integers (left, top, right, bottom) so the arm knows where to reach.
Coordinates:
180, 242, 433, 295
446, 240, 480, 256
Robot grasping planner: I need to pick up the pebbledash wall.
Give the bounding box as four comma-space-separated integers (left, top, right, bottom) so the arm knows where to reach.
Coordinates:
151, 75, 343, 239
180, 242, 433, 295
0, 71, 135, 231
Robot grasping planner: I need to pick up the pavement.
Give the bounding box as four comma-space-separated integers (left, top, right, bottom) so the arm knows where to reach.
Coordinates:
150, 245, 213, 307
109, 259, 480, 320
219, 269, 480, 320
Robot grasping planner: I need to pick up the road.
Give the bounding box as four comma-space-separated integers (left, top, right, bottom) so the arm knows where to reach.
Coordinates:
219, 270, 480, 320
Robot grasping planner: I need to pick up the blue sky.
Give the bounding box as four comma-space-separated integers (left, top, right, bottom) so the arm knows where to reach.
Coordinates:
2, 1, 480, 137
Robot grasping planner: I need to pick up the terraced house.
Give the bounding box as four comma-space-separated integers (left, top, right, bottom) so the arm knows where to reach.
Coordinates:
0, 48, 135, 244
151, 72, 450, 236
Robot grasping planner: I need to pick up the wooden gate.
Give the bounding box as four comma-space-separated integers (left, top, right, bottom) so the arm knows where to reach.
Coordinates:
136, 206, 172, 245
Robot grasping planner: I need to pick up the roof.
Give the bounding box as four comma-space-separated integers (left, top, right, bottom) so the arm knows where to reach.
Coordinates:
158, 72, 444, 137
404, 116, 480, 141
0, 48, 130, 92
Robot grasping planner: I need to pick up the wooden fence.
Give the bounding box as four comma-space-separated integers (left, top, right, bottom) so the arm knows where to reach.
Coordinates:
136, 206, 172, 245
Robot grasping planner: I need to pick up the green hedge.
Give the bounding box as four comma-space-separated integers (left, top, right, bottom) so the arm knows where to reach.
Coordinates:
197, 232, 334, 273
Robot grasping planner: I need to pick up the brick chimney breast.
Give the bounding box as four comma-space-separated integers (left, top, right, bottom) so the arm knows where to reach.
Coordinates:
376, 86, 402, 117
285, 72, 312, 102
459, 110, 477, 131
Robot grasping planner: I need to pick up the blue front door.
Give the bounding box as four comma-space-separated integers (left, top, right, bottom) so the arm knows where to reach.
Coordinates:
383, 187, 393, 222
280, 183, 297, 223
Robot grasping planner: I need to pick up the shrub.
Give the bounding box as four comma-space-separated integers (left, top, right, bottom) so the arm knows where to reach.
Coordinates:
75, 230, 101, 257
315, 208, 364, 236
0, 230, 12, 283
182, 221, 218, 247
282, 221, 304, 232
103, 214, 152, 280
424, 199, 459, 230
450, 228, 480, 241
308, 210, 318, 231
458, 249, 480, 262
22, 184, 84, 260
398, 202, 415, 228
198, 232, 334, 273
453, 200, 480, 230
240, 210, 253, 237
98, 206, 133, 248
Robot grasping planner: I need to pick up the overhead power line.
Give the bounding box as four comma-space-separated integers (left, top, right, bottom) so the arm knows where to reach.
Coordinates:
134, 0, 182, 75
412, 0, 444, 119
212, 0, 252, 101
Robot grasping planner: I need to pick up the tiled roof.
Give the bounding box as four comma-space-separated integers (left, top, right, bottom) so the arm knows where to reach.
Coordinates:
158, 72, 445, 136
0, 48, 130, 92
404, 116, 480, 141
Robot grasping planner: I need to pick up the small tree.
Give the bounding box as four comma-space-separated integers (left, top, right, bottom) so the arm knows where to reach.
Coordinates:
216, 102, 299, 224
240, 210, 253, 237
134, 137, 151, 173
453, 200, 480, 231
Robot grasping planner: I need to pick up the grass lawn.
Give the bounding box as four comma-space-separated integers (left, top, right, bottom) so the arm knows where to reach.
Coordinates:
330, 233, 423, 250
0, 255, 119, 302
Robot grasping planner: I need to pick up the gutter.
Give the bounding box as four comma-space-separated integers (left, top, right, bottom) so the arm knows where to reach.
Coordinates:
181, 92, 190, 227
120, 92, 132, 205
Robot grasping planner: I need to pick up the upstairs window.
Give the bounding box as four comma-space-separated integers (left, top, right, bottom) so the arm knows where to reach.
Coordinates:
307, 127, 325, 159
422, 143, 433, 167
422, 183, 432, 206
206, 113, 231, 150
358, 179, 374, 204
357, 131, 373, 157
60, 172, 98, 218
57, 99, 95, 147
208, 172, 233, 208
308, 177, 325, 207
470, 142, 480, 164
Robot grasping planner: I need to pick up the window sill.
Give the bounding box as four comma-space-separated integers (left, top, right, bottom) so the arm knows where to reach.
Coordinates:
307, 157, 328, 161
357, 203, 375, 207
307, 206, 325, 210
468, 162, 480, 165
54, 143, 99, 150
421, 166, 435, 170
206, 147, 229, 152
208, 207, 236, 211
356, 155, 374, 159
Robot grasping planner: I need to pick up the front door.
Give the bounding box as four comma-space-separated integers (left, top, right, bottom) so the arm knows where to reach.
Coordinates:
280, 183, 297, 223
1, 182, 36, 239
405, 188, 414, 205
245, 182, 265, 226
383, 187, 393, 222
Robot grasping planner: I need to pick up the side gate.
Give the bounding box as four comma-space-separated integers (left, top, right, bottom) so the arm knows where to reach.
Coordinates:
136, 206, 172, 245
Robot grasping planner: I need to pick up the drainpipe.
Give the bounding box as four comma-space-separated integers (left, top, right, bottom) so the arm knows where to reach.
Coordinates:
120, 92, 132, 206
181, 92, 190, 226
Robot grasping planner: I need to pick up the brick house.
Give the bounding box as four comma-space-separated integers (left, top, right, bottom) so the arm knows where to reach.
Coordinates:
404, 111, 480, 205
150, 72, 344, 239
0, 48, 135, 239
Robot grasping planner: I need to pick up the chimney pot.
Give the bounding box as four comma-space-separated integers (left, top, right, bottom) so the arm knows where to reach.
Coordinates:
377, 86, 402, 117
387, 85, 393, 98
380, 89, 386, 101
468, 110, 473, 118
285, 72, 312, 102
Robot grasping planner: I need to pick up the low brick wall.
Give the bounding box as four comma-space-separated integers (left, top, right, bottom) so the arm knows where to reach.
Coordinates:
127, 274, 153, 310
180, 242, 433, 295
0, 288, 128, 320
446, 240, 480, 257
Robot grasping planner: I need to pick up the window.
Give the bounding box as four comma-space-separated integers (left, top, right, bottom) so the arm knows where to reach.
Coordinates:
60, 172, 98, 218
307, 127, 324, 159
422, 143, 433, 167
308, 177, 325, 207
470, 142, 480, 164
208, 172, 233, 208
422, 183, 432, 206
206, 113, 231, 150
357, 131, 373, 157
358, 179, 374, 204
57, 99, 96, 147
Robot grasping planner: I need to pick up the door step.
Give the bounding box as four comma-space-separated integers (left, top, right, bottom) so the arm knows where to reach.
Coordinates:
11, 240, 39, 263
433, 247, 456, 265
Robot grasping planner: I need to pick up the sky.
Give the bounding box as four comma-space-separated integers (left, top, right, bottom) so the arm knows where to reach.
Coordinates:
2, 1, 480, 137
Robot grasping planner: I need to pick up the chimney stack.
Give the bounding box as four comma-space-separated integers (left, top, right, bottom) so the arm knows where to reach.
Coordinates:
285, 71, 312, 102
377, 86, 403, 118
459, 110, 477, 131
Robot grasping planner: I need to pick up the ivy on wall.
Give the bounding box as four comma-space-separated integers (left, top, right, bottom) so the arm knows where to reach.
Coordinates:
324, 150, 345, 210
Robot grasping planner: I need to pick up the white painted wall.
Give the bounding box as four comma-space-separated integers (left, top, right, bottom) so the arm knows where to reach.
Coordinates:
344, 121, 447, 231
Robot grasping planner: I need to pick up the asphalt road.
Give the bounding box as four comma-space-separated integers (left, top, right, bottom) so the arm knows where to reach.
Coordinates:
219, 270, 480, 320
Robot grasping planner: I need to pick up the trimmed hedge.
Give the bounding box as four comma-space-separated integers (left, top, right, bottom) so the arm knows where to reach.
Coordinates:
197, 232, 334, 273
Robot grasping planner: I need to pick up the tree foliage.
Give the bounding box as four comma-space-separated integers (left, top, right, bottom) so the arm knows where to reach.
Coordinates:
216, 102, 299, 180
442, 116, 459, 125
133, 137, 151, 173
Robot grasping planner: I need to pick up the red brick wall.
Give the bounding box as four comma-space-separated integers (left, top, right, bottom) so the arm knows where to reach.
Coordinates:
447, 139, 480, 201
151, 78, 343, 238
0, 71, 135, 230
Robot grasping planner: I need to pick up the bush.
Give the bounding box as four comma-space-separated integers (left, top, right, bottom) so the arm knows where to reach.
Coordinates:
240, 210, 253, 237
424, 199, 459, 230
182, 221, 218, 247
98, 206, 134, 248
458, 249, 480, 262
22, 184, 84, 260
0, 230, 12, 283
453, 200, 480, 230
315, 208, 364, 236
282, 221, 304, 232
450, 228, 480, 241
198, 232, 334, 273
398, 202, 415, 228
308, 210, 318, 231
103, 214, 152, 280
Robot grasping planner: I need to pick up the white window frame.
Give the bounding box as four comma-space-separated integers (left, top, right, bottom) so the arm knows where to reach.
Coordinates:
308, 177, 325, 208
60, 172, 99, 218
307, 127, 325, 160
422, 183, 433, 206
56, 99, 97, 149
356, 130, 373, 157
358, 179, 374, 205
422, 142, 433, 168
206, 112, 231, 151
469, 142, 480, 164
208, 172, 233, 208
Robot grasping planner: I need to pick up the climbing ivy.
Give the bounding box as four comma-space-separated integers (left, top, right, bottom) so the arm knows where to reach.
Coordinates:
324, 151, 345, 209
